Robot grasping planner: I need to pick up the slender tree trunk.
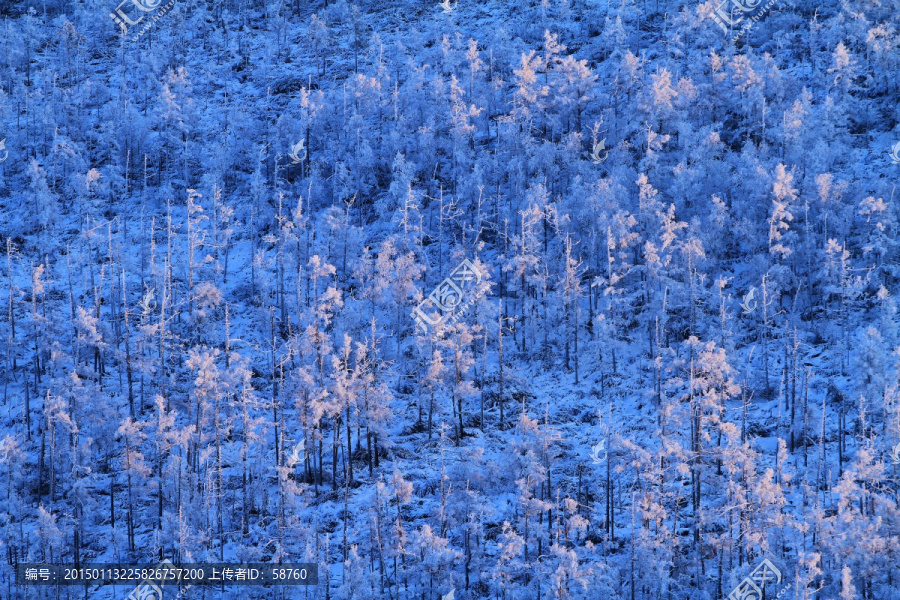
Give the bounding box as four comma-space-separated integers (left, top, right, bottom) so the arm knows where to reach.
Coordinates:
122, 270, 135, 418
346, 405, 353, 483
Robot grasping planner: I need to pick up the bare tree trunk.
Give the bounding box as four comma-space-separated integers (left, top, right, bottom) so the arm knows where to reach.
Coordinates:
332, 419, 339, 491
346, 404, 353, 483
499, 305, 505, 428
271, 308, 280, 468
122, 270, 135, 418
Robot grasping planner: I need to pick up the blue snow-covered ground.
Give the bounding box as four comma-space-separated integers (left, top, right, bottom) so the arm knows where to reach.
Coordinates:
2, 0, 900, 598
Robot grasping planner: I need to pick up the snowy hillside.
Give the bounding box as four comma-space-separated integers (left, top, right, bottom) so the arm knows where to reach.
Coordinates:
1, 0, 900, 598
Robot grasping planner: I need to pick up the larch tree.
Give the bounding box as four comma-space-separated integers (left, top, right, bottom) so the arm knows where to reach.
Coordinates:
116, 416, 150, 552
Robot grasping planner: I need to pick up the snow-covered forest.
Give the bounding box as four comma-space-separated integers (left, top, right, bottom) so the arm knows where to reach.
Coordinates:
1, 0, 900, 597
